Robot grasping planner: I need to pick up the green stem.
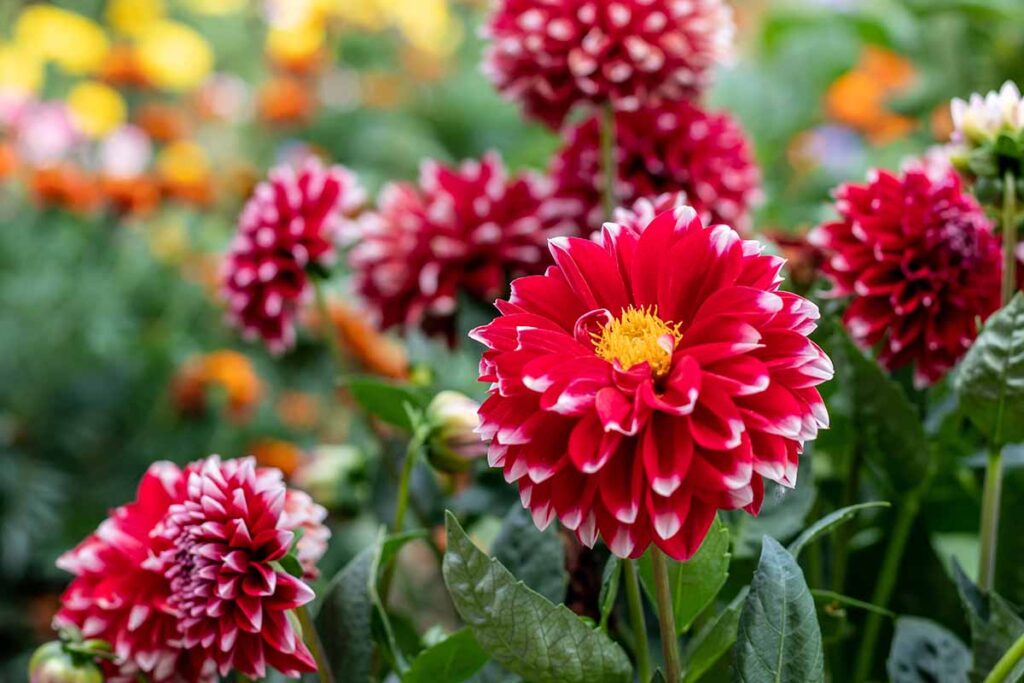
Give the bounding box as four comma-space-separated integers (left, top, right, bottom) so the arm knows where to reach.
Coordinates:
380, 433, 424, 601
600, 104, 618, 219
312, 278, 348, 376
296, 604, 335, 683
622, 559, 652, 683
832, 443, 863, 593
852, 473, 932, 682
651, 550, 683, 682
984, 629, 1024, 683
1001, 170, 1017, 306
978, 445, 1004, 592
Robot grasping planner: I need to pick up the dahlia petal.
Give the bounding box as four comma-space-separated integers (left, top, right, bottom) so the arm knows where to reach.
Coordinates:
656, 500, 717, 561
569, 413, 621, 474
641, 415, 694, 497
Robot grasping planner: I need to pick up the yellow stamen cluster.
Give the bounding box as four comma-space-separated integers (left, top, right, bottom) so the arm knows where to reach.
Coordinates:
593, 306, 682, 377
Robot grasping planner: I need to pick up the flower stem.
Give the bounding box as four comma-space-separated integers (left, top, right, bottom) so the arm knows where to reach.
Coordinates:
296, 604, 335, 683
312, 278, 348, 376
1001, 170, 1017, 305
600, 104, 618, 220
651, 549, 682, 683
984, 629, 1024, 683
852, 472, 932, 682
380, 433, 424, 601
622, 559, 652, 683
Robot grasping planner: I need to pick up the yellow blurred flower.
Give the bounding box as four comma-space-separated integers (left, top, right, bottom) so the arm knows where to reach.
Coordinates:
180, 0, 248, 15
14, 6, 110, 75
266, 20, 326, 70
157, 140, 209, 185
106, 0, 165, 36
67, 81, 127, 138
148, 217, 190, 263
136, 21, 214, 91
0, 43, 44, 94
391, 0, 462, 56
329, 0, 388, 30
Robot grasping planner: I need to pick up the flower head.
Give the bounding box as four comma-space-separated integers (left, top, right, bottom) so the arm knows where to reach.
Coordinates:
551, 101, 760, 234
951, 81, 1024, 146
483, 0, 734, 129
222, 158, 364, 353
811, 162, 1001, 386
472, 206, 832, 560
351, 152, 571, 342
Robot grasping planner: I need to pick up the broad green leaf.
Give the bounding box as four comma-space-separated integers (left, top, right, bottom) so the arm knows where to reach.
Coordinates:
381, 529, 430, 568
402, 629, 488, 683
598, 557, 621, 631
955, 293, 1024, 446
491, 505, 568, 604
683, 588, 747, 683
886, 617, 971, 683
788, 501, 890, 559
733, 537, 824, 683
639, 516, 730, 634
346, 376, 427, 431
953, 560, 1024, 682
315, 546, 377, 683
442, 512, 632, 683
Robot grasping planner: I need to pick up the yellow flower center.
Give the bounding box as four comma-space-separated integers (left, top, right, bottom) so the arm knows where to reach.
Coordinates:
593, 306, 682, 377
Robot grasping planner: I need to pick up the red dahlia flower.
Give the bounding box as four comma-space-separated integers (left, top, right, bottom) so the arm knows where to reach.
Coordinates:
153, 456, 317, 680
484, 0, 734, 129
222, 158, 364, 353
552, 101, 760, 234
351, 152, 573, 342
472, 207, 832, 561
811, 163, 1001, 386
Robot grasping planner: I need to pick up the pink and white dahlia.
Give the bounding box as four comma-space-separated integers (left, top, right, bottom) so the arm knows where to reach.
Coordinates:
282, 488, 331, 580
811, 162, 1001, 386
351, 152, 572, 342
152, 456, 317, 680
484, 0, 734, 129
472, 206, 832, 561
551, 101, 761, 234
222, 158, 364, 353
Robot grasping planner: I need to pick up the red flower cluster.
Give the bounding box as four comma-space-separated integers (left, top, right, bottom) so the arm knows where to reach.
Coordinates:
351, 152, 573, 342
551, 101, 761, 234
222, 158, 364, 353
484, 0, 734, 129
812, 163, 1001, 386
472, 207, 832, 561
55, 457, 330, 682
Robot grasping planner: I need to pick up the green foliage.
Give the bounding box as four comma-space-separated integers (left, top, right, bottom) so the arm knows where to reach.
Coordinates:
886, 617, 971, 683
442, 513, 632, 683
683, 589, 747, 683
788, 502, 891, 559
402, 629, 488, 683
316, 545, 378, 683
491, 505, 568, 604
346, 377, 429, 432
953, 561, 1024, 682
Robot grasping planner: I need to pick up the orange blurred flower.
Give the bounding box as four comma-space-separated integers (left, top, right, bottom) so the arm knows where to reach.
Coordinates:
100, 174, 162, 217
329, 301, 409, 380
28, 165, 101, 214
171, 350, 263, 420
100, 45, 151, 88
135, 102, 190, 142
825, 46, 917, 144
250, 438, 304, 479
257, 76, 316, 125
276, 391, 321, 431
931, 103, 954, 141
399, 46, 450, 82
359, 72, 408, 110
0, 141, 17, 180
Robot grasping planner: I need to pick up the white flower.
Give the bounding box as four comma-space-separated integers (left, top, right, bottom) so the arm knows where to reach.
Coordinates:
951, 81, 1024, 145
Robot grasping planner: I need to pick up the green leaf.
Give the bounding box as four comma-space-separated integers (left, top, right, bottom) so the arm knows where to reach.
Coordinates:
734, 456, 816, 558
346, 376, 427, 431
639, 516, 730, 634
953, 560, 1024, 682
683, 588, 747, 683
315, 546, 377, 683
809, 590, 895, 619
598, 557, 621, 631
886, 617, 971, 683
381, 529, 430, 568
733, 537, 824, 683
442, 512, 632, 683
402, 629, 489, 683
788, 501, 891, 559
955, 293, 1024, 446
491, 505, 568, 604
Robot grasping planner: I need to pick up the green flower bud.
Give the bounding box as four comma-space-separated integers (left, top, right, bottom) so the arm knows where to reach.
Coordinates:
425, 391, 486, 473
28, 642, 103, 683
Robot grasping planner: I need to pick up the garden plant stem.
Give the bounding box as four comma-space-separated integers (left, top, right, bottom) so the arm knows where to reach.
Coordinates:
296, 604, 335, 683
622, 560, 652, 683
380, 433, 424, 602
651, 549, 683, 682
984, 629, 1024, 683
600, 104, 618, 218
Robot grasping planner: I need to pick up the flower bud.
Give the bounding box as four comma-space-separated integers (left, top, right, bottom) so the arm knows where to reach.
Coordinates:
425, 391, 486, 473
292, 444, 368, 514
28, 642, 102, 683
951, 82, 1024, 147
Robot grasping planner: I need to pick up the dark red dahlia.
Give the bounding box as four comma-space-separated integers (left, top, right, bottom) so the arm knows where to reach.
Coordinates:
812, 163, 1001, 386
551, 100, 761, 235
222, 158, 364, 353
351, 152, 573, 342
153, 456, 317, 680
472, 206, 832, 561
484, 0, 734, 129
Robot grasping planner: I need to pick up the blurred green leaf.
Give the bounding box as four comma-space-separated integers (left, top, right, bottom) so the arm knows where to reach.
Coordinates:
346, 376, 428, 431
598, 557, 621, 631
315, 545, 378, 682
491, 505, 568, 604
682, 588, 747, 683
402, 629, 488, 683
953, 560, 1024, 682
886, 616, 971, 683
788, 501, 891, 559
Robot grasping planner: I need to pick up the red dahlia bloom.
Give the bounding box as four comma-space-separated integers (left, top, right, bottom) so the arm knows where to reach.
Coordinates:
222, 158, 364, 353
552, 101, 760, 234
153, 456, 317, 680
472, 207, 832, 561
351, 152, 572, 342
811, 163, 1001, 386
484, 0, 734, 129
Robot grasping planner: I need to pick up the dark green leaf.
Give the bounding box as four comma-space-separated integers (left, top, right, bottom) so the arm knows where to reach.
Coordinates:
734, 457, 816, 558
381, 529, 430, 568
491, 505, 568, 604
809, 590, 894, 618
650, 672, 667, 683
315, 547, 377, 683
683, 588, 747, 683
788, 501, 890, 559
639, 516, 730, 634
402, 629, 489, 683
442, 512, 632, 683
955, 293, 1024, 445
346, 376, 427, 431
953, 560, 1024, 682
886, 617, 971, 683
598, 557, 621, 631
733, 537, 824, 683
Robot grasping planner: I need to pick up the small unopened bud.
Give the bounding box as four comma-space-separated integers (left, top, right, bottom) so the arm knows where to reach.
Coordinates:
425, 391, 486, 473
28, 642, 102, 683
292, 445, 368, 513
